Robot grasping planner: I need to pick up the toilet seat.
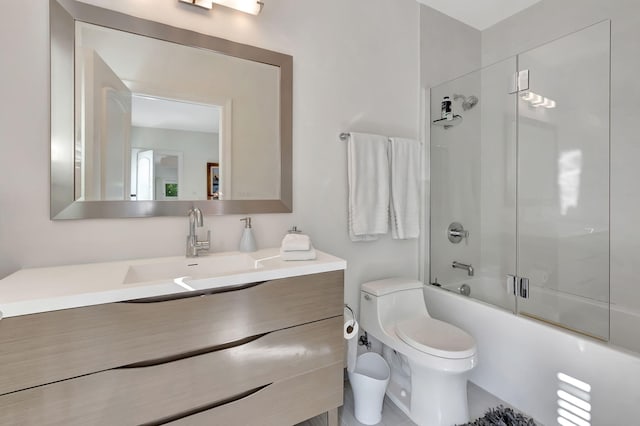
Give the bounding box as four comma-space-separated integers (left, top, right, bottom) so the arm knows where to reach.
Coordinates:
396, 317, 476, 359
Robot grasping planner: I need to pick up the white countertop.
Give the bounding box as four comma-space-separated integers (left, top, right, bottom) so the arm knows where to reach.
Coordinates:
0, 248, 346, 318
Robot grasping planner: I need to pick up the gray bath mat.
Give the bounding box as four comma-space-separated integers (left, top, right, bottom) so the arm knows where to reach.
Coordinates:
458, 405, 537, 426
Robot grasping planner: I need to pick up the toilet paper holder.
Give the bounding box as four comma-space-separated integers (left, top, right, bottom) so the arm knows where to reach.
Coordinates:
344, 304, 355, 334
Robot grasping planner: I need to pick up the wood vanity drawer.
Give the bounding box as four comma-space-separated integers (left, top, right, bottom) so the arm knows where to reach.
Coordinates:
0, 317, 343, 426
168, 363, 344, 426
0, 270, 343, 395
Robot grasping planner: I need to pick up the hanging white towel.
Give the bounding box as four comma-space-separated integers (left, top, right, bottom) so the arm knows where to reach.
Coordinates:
389, 137, 421, 239
348, 132, 390, 241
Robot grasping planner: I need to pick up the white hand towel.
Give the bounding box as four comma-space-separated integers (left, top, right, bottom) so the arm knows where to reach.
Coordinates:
348, 132, 390, 242
280, 245, 317, 261
389, 137, 421, 239
281, 233, 311, 251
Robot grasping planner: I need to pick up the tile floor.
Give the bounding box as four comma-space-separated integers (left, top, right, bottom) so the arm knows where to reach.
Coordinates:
298, 380, 522, 426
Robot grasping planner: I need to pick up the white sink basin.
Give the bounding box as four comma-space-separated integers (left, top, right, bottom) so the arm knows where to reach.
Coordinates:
123, 253, 262, 284
0, 248, 347, 318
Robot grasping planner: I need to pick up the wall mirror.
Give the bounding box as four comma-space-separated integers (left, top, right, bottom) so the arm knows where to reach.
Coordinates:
51, 0, 292, 219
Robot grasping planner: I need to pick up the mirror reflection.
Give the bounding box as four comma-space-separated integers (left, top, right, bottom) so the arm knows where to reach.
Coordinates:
75, 21, 281, 202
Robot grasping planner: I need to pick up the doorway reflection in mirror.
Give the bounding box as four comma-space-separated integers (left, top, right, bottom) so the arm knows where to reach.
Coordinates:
207, 162, 221, 200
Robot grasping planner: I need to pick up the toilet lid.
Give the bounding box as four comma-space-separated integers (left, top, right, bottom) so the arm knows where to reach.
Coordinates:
396, 317, 476, 359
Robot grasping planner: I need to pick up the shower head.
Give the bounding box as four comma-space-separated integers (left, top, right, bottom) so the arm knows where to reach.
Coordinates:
453, 94, 479, 111
463, 95, 478, 111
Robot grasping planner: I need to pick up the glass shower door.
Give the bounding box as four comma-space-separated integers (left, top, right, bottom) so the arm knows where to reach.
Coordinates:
515, 21, 610, 339
429, 57, 518, 312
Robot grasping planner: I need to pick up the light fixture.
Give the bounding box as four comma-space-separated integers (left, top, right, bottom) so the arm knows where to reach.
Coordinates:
530, 93, 544, 106
179, 0, 264, 15
520, 90, 557, 109
179, 0, 214, 9
213, 0, 264, 15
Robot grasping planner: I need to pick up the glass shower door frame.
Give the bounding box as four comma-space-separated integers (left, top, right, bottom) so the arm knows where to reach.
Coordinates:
514, 20, 611, 340
427, 20, 610, 341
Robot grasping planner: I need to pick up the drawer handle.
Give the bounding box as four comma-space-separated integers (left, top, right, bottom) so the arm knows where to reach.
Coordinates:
119, 332, 267, 369
146, 383, 271, 425
122, 281, 268, 304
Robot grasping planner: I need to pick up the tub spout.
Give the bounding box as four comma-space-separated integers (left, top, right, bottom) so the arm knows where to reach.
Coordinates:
452, 261, 474, 277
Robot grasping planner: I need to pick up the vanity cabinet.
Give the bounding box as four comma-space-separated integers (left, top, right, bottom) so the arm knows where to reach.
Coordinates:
0, 270, 344, 426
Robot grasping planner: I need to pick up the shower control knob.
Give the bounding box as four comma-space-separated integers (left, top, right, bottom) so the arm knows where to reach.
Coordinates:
448, 222, 469, 244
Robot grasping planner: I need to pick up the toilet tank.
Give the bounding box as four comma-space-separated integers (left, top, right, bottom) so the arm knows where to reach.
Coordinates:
360, 278, 427, 339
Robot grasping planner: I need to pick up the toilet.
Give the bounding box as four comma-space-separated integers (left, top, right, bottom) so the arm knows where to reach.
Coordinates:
359, 278, 477, 426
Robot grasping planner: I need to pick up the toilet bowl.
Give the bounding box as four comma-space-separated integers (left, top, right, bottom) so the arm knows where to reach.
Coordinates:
359, 278, 477, 426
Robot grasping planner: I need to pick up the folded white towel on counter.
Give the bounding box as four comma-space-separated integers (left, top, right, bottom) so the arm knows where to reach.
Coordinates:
389, 137, 421, 240
280, 245, 317, 261
348, 132, 390, 242
281, 233, 312, 251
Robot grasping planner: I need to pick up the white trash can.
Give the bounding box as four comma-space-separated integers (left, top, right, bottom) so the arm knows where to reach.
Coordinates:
348, 352, 390, 425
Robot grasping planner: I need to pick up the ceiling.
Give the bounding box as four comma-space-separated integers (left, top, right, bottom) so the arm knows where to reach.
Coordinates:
79, 22, 223, 135
416, 0, 542, 30
131, 95, 220, 134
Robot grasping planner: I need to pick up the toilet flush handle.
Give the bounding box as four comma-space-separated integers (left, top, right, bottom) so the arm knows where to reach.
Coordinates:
364, 294, 372, 301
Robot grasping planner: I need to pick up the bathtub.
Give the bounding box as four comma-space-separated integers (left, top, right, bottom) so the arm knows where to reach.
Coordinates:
423, 284, 640, 426
440, 277, 610, 340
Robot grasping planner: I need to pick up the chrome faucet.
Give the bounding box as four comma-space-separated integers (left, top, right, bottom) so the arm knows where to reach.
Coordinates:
452, 261, 474, 277
186, 207, 210, 258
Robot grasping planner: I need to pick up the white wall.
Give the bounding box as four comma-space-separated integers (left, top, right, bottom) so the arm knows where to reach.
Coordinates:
420, 7, 481, 89
131, 127, 218, 200
0, 0, 420, 312
481, 0, 640, 355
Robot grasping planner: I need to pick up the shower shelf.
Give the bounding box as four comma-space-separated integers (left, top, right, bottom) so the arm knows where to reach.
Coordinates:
432, 115, 462, 129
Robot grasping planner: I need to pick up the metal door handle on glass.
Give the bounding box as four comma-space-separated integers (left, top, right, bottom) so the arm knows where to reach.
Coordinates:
506, 274, 530, 299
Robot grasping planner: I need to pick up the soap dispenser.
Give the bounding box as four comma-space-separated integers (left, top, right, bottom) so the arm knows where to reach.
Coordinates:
239, 217, 257, 252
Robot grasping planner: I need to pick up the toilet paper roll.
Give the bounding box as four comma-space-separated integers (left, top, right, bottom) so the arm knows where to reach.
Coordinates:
344, 319, 359, 339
